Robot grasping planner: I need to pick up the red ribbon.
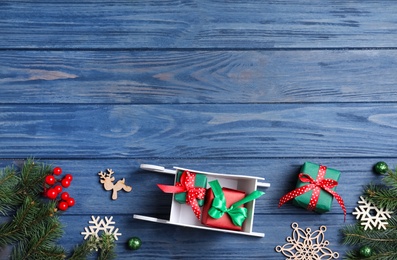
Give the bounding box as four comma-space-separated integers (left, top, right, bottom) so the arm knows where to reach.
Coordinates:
278, 165, 346, 220
157, 171, 206, 219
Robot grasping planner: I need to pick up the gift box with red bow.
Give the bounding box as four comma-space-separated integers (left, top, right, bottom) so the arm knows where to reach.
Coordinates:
201, 180, 264, 231
157, 170, 207, 219
173, 170, 207, 206
279, 162, 346, 219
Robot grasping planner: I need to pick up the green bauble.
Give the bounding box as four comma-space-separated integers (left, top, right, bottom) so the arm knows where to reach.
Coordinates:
374, 161, 388, 174
128, 237, 142, 250
359, 245, 372, 257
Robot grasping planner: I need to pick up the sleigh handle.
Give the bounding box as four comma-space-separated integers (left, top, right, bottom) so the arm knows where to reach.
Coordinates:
257, 182, 271, 188
140, 164, 176, 175
141, 164, 271, 188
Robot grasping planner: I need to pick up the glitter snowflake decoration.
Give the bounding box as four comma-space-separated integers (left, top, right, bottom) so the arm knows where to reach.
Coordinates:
352, 196, 393, 230
81, 215, 122, 241
275, 222, 339, 259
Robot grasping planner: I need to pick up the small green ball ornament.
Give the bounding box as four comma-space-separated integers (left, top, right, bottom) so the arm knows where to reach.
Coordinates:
128, 237, 142, 250
374, 161, 388, 174
359, 245, 373, 257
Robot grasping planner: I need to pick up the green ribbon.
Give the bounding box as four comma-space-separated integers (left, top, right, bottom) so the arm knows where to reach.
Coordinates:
207, 180, 265, 227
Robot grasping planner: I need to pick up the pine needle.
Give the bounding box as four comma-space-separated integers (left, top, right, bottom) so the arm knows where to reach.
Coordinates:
0, 159, 94, 260
342, 162, 397, 259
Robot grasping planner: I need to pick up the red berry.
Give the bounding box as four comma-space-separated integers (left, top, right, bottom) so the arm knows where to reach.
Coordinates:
45, 175, 56, 185
61, 178, 71, 188
53, 167, 62, 175
54, 185, 63, 194
58, 201, 68, 211
64, 174, 73, 181
61, 192, 70, 201
46, 188, 58, 200
67, 197, 75, 207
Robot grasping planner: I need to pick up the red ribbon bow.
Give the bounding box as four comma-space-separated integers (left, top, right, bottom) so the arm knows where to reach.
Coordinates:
278, 165, 346, 220
157, 171, 206, 219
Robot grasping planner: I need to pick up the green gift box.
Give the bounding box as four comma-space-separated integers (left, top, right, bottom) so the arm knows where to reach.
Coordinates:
292, 162, 341, 213
174, 170, 207, 206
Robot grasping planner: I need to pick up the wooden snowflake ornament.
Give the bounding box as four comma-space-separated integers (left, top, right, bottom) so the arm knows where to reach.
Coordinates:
81, 215, 122, 251
275, 222, 339, 259
98, 169, 132, 200
81, 216, 121, 241
352, 196, 393, 230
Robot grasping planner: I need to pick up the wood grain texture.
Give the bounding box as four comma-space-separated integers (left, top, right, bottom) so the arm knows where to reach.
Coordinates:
1, 0, 396, 259
1, 50, 397, 104
1, 1, 397, 49
1, 104, 397, 159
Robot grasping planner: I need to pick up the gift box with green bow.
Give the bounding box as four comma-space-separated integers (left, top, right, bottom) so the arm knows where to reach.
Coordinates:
201, 180, 265, 231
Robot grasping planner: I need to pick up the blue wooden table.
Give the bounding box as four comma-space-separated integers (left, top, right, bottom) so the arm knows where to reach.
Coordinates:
1, 1, 397, 259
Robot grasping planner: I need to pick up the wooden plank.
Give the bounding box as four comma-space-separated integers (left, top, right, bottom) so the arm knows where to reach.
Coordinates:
1, 103, 397, 159
1, 158, 378, 258
1, 50, 397, 104
1, 1, 397, 49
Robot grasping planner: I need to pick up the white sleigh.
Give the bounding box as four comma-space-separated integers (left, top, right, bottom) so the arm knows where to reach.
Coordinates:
133, 164, 270, 237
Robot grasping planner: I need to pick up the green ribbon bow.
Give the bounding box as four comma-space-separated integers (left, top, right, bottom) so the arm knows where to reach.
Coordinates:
207, 180, 265, 227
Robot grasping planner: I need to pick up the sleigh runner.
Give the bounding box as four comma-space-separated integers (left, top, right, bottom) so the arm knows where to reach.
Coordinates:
133, 164, 270, 237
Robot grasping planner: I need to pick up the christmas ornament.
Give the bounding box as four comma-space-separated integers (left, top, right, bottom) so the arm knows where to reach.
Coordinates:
81, 216, 122, 243
128, 237, 142, 250
373, 161, 388, 174
98, 169, 132, 200
352, 196, 393, 230
275, 222, 339, 259
359, 245, 373, 257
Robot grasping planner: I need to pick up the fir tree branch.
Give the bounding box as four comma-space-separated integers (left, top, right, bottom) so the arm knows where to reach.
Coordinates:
383, 168, 397, 191
68, 238, 95, 260
17, 159, 51, 199
98, 233, 116, 260
0, 197, 39, 246
0, 167, 20, 214
345, 250, 397, 260
0, 159, 105, 259
365, 184, 397, 211
14, 220, 66, 260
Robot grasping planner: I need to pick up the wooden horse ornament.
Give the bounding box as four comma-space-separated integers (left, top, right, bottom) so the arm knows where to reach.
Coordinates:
98, 169, 132, 200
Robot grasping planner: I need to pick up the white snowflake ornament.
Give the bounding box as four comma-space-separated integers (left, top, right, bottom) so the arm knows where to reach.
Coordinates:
81, 216, 122, 243
275, 222, 339, 259
352, 196, 393, 230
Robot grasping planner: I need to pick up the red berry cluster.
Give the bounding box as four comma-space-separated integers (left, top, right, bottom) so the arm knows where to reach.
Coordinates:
44, 166, 75, 211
